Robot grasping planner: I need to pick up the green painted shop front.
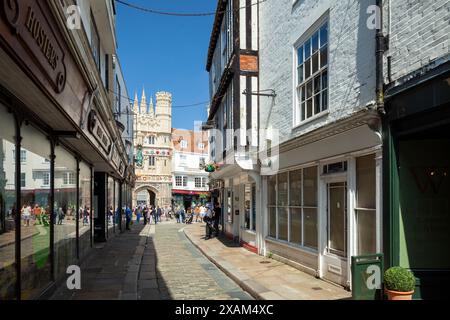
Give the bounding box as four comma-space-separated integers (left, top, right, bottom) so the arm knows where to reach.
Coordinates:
383, 63, 450, 299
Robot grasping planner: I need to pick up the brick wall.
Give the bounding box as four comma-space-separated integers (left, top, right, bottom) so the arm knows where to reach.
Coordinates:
387, 0, 450, 84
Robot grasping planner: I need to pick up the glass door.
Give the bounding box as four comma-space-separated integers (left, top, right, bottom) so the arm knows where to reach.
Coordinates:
327, 182, 347, 257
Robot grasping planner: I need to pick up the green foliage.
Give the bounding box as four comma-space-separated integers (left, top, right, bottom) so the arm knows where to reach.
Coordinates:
384, 267, 416, 292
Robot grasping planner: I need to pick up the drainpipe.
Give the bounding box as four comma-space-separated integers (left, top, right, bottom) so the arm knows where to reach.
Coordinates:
376, 0, 386, 114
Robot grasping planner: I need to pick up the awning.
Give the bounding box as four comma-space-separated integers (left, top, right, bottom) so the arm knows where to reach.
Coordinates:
172, 190, 210, 196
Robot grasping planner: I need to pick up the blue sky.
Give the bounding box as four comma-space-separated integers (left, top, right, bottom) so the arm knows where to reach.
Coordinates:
116, 0, 216, 130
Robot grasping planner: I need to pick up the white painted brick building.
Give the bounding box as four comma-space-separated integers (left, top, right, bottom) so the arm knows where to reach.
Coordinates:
258, 0, 383, 290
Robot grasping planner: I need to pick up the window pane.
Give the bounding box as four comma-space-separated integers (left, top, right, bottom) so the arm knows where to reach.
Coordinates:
301, 102, 306, 121
322, 71, 328, 89
314, 75, 321, 94
356, 209, 376, 255
304, 58, 311, 79
20, 124, 51, 300
312, 31, 319, 53
301, 86, 306, 101
54, 146, 77, 279
304, 208, 318, 249
277, 172, 288, 206
289, 170, 302, 206
297, 46, 304, 65
297, 65, 304, 83
320, 45, 328, 67
307, 99, 313, 118
322, 90, 328, 111
269, 207, 276, 238
312, 52, 319, 74
0, 105, 17, 299
305, 39, 311, 59
278, 207, 288, 241
268, 175, 276, 205
306, 81, 313, 99
314, 94, 321, 114
80, 162, 91, 258
303, 166, 318, 207
290, 208, 302, 245
320, 22, 328, 47
356, 154, 376, 209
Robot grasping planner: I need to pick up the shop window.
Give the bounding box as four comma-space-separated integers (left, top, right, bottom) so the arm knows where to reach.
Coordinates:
244, 185, 251, 230
107, 176, 115, 235
227, 189, 233, 223
0, 104, 17, 300
268, 166, 318, 250
251, 184, 256, 231
79, 162, 92, 258
20, 123, 51, 300
54, 146, 77, 277
356, 154, 376, 255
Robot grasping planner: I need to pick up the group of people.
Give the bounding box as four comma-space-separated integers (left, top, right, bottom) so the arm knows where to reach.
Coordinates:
174, 204, 209, 224
131, 205, 172, 227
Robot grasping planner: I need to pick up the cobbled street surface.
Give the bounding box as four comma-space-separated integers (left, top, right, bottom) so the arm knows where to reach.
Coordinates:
50, 221, 252, 300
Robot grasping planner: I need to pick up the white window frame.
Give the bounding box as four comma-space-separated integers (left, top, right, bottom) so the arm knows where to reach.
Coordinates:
180, 140, 188, 149
195, 177, 202, 188
43, 172, 50, 186
293, 17, 329, 127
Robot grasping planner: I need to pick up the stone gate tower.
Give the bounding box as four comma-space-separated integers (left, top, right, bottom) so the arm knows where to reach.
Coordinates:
133, 90, 173, 208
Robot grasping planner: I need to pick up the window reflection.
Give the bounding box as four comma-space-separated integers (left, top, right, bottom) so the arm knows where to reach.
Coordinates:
0, 105, 17, 300
79, 162, 91, 259
54, 146, 77, 278
20, 123, 51, 300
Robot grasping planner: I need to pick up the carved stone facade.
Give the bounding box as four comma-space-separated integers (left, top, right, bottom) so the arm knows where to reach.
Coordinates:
133, 90, 173, 207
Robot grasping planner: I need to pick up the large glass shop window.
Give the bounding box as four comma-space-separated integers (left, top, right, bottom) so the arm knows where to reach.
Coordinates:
115, 180, 120, 231
356, 154, 376, 255
54, 146, 77, 277
20, 123, 51, 300
107, 176, 115, 234
0, 105, 17, 299
79, 162, 91, 259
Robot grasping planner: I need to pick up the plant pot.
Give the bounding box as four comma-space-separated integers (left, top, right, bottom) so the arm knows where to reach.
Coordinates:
385, 289, 414, 300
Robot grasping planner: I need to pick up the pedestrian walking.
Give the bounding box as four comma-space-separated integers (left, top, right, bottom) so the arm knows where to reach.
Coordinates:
125, 206, 132, 230
157, 206, 162, 223
151, 206, 157, 225
22, 204, 31, 227
143, 206, 148, 225
136, 206, 142, 224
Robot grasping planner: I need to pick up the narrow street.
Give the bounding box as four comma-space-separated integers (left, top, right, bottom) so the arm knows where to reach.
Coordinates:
50, 221, 253, 300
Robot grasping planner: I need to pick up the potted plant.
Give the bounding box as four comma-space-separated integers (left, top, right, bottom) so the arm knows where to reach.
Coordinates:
384, 266, 416, 300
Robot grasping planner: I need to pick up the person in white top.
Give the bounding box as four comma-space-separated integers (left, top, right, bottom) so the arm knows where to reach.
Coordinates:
22, 204, 31, 227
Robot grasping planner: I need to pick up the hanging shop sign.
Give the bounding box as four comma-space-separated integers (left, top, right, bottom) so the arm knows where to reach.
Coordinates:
0, 0, 67, 93
88, 110, 112, 155
144, 150, 170, 156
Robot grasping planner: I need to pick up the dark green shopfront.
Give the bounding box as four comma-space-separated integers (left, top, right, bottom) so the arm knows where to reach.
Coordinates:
383, 61, 450, 299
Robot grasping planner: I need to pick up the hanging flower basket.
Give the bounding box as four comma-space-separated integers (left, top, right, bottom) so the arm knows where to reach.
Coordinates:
205, 164, 216, 173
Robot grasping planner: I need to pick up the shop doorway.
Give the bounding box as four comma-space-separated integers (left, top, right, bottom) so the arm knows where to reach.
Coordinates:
322, 180, 349, 287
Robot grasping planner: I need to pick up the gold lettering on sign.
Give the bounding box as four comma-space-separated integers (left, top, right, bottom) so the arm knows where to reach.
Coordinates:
25, 7, 58, 70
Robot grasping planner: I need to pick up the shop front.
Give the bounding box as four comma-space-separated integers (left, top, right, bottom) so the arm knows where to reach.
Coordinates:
383, 63, 450, 299
263, 114, 383, 289
0, 0, 131, 299
172, 190, 210, 210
